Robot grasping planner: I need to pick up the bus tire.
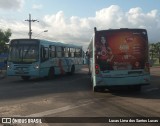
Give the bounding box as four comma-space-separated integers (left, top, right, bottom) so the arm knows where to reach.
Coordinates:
48, 67, 55, 79
69, 65, 75, 75
93, 86, 99, 92
21, 76, 30, 81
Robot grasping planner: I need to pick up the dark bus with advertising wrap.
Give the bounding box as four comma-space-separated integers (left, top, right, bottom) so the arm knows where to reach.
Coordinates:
88, 27, 150, 92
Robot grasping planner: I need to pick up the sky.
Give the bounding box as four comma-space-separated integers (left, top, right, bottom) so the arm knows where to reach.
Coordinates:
0, 0, 160, 50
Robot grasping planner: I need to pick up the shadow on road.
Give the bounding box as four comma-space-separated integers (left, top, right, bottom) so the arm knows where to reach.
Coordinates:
0, 73, 92, 101
103, 88, 160, 100
0, 72, 160, 101
98, 75, 160, 99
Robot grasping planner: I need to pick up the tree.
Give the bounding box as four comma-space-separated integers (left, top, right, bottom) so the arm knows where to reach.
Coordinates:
149, 42, 160, 65
149, 43, 156, 60
154, 42, 160, 64
0, 29, 12, 54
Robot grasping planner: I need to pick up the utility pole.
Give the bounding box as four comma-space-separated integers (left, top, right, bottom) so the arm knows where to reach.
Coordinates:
25, 14, 39, 39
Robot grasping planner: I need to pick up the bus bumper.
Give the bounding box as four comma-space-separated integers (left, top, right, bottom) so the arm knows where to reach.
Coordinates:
95, 74, 150, 87
7, 69, 40, 77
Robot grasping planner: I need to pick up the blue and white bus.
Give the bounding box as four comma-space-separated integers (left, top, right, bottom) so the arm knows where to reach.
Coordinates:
88, 28, 150, 92
7, 39, 83, 80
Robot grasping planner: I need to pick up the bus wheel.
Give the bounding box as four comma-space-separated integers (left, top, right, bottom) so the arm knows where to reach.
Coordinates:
93, 86, 104, 92
21, 76, 30, 81
48, 68, 55, 79
93, 86, 99, 92
70, 65, 75, 75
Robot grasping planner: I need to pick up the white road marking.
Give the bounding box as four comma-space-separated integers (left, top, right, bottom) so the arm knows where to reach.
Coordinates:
26, 100, 95, 117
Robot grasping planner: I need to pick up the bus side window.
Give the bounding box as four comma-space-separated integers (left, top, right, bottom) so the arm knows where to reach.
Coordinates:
68, 48, 71, 57
75, 48, 81, 57
62, 47, 64, 57
56, 46, 62, 58
41, 46, 49, 62
50, 45, 56, 58
70, 48, 75, 58
64, 47, 69, 57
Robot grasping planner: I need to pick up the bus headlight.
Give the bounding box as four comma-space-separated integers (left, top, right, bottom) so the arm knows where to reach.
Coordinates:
34, 64, 39, 69
7, 63, 12, 69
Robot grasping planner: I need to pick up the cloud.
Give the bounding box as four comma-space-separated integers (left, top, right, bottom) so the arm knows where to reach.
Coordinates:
41, 5, 160, 49
32, 4, 43, 10
0, 0, 24, 10
95, 5, 124, 28
1, 5, 160, 50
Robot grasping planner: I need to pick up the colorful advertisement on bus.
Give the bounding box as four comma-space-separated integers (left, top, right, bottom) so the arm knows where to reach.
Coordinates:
95, 29, 148, 71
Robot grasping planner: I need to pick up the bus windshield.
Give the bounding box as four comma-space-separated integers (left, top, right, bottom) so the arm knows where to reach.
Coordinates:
8, 40, 39, 63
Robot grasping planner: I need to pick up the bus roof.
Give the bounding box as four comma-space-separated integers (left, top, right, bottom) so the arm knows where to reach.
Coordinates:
94, 28, 147, 33
9, 39, 82, 49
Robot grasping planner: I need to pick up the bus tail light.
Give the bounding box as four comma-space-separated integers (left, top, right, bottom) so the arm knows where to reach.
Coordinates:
95, 64, 100, 74
145, 62, 150, 73
95, 64, 99, 69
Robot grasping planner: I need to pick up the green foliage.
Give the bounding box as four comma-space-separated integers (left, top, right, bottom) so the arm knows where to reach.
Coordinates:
0, 29, 12, 54
149, 42, 160, 64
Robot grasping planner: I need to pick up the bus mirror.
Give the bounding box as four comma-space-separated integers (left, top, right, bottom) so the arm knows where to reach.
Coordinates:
86, 51, 90, 59
94, 27, 97, 32
86, 51, 89, 56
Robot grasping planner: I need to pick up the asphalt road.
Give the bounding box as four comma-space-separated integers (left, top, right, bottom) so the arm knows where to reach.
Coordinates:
0, 66, 160, 126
